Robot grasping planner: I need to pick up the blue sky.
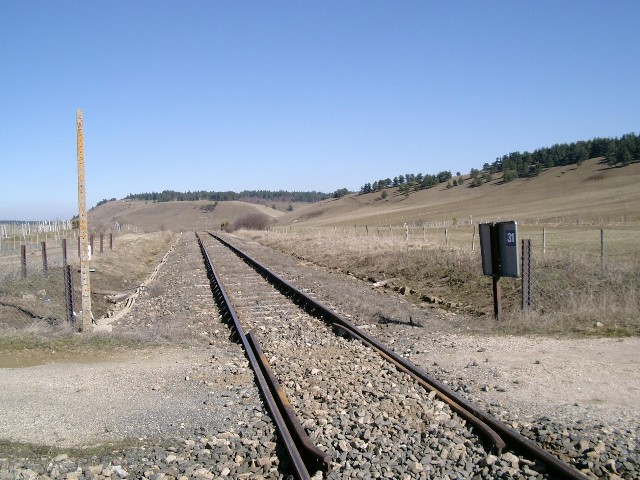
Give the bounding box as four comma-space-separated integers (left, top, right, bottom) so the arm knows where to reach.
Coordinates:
1, 1, 639, 220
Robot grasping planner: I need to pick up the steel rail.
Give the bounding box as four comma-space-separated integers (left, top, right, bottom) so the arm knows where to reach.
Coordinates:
195, 233, 312, 480
247, 329, 332, 473
330, 322, 506, 454
209, 232, 591, 480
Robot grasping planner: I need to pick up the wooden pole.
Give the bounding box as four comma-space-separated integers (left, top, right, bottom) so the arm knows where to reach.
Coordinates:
77, 109, 92, 331
472, 224, 476, 252
62, 238, 68, 265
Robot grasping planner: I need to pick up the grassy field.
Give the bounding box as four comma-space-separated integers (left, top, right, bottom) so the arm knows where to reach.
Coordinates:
240, 226, 640, 336
281, 223, 640, 264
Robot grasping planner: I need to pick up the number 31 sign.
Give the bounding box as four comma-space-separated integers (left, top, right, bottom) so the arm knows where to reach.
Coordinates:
479, 221, 520, 278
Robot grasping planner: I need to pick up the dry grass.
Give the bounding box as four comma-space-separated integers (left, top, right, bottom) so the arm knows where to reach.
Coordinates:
239, 229, 640, 336
0, 232, 177, 356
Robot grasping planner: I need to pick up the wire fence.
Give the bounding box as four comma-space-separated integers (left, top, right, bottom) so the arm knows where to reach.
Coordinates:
272, 223, 640, 269
0, 222, 140, 280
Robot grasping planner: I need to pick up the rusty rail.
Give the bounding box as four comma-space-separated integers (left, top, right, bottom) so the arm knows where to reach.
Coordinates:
247, 329, 331, 473
209, 232, 591, 480
195, 233, 326, 480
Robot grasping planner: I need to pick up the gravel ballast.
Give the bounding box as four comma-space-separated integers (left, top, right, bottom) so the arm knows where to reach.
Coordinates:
0, 231, 638, 479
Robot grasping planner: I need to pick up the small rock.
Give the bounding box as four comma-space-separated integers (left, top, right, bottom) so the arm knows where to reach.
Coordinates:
485, 454, 498, 466
501, 452, 520, 468
112, 465, 129, 478
257, 457, 272, 468
263, 441, 277, 451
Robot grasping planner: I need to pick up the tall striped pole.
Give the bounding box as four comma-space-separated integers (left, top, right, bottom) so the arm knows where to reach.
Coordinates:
77, 109, 92, 331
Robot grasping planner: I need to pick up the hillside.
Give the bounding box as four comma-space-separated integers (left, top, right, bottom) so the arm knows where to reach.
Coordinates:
275, 158, 640, 228
88, 199, 285, 232
86, 158, 640, 232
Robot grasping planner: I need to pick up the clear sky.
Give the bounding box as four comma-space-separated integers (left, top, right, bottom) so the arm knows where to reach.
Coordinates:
1, 1, 639, 220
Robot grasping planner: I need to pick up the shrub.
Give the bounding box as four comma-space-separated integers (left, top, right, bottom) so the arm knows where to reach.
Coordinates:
228, 213, 271, 232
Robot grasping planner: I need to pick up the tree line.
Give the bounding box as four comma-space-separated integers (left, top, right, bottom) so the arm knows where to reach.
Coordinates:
360, 171, 453, 195
123, 189, 333, 204
488, 132, 639, 179
359, 132, 640, 194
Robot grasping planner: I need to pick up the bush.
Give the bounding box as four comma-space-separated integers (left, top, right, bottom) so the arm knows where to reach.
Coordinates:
503, 170, 517, 183
227, 213, 271, 232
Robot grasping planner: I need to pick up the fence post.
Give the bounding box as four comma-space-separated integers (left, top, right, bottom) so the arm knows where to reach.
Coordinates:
21, 245, 27, 278
445, 227, 448, 246
110, 233, 113, 250
522, 239, 532, 312
542, 227, 546, 255
41, 241, 48, 275
62, 238, 68, 265
600, 227, 604, 270
63, 264, 76, 328
472, 224, 476, 252
100, 233, 104, 254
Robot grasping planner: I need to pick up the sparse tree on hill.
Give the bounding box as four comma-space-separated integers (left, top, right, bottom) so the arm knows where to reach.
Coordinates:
503, 170, 517, 183
333, 188, 350, 198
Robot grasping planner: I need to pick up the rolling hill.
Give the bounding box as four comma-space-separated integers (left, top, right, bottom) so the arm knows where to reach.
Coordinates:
88, 199, 285, 232
276, 158, 640, 228
87, 158, 640, 232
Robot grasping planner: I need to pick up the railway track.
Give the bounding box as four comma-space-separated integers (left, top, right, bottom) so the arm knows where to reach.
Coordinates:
196, 232, 591, 480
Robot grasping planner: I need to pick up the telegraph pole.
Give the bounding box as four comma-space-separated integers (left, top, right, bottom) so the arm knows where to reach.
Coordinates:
77, 109, 92, 331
